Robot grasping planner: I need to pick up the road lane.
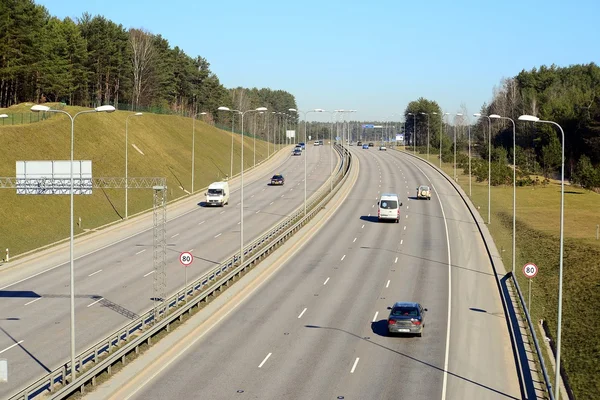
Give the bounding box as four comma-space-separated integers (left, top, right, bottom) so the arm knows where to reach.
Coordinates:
104, 146, 521, 400
0, 145, 337, 398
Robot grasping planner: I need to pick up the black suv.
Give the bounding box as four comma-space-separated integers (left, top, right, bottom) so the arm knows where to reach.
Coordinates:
270, 174, 285, 185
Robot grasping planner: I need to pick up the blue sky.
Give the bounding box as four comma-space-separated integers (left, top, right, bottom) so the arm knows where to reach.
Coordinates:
36, 0, 600, 122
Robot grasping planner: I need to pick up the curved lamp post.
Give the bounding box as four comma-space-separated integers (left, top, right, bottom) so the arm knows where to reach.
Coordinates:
31, 103, 115, 383
519, 114, 565, 400
289, 108, 324, 216
125, 112, 143, 219
408, 112, 416, 155
489, 114, 516, 276
474, 113, 492, 224
217, 106, 267, 266
420, 112, 430, 161
191, 112, 207, 194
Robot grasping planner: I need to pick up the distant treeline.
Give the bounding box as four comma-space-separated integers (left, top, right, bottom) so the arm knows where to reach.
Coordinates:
404, 63, 600, 189
0, 0, 297, 124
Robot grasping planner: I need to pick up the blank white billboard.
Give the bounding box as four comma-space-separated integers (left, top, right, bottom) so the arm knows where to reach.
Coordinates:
286, 130, 296, 138
16, 160, 93, 195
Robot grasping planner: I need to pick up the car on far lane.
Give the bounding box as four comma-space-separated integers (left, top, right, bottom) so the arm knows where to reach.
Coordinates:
357, 141, 363, 146
379, 145, 387, 151
362, 144, 369, 149
270, 174, 285, 185
293, 148, 302, 156
387, 301, 427, 337
368, 142, 374, 147
299, 142, 306, 149
313, 141, 320, 146
416, 185, 431, 200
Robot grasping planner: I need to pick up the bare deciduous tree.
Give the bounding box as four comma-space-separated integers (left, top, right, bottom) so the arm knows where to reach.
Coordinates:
129, 28, 155, 110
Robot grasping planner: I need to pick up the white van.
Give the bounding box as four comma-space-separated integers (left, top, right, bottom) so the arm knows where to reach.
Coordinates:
378, 193, 402, 223
205, 182, 229, 207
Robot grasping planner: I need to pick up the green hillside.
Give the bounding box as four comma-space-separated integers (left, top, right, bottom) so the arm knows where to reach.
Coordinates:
0, 104, 275, 257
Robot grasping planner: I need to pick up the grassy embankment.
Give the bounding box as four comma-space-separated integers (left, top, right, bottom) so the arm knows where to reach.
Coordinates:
409, 149, 600, 399
0, 103, 274, 257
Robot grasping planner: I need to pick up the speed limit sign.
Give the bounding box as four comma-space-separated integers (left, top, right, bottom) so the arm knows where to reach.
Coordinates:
179, 251, 193, 266
522, 263, 538, 279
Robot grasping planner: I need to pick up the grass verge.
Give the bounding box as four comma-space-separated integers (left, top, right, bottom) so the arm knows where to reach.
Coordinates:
0, 104, 276, 257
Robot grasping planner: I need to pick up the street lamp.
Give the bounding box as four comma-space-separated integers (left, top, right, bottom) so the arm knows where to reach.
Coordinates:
433, 112, 450, 168
474, 113, 492, 224
218, 106, 267, 266
489, 114, 516, 276
408, 112, 416, 155
420, 112, 431, 161
453, 113, 465, 181
519, 114, 565, 400
191, 112, 207, 194
31, 103, 115, 383
463, 113, 472, 197
289, 108, 323, 216
125, 112, 143, 220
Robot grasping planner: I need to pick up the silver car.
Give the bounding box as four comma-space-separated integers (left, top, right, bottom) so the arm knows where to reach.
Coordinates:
387, 302, 427, 337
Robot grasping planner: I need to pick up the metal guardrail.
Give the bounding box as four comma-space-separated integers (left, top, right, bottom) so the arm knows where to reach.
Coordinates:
395, 149, 553, 399
9, 145, 352, 400
511, 273, 555, 399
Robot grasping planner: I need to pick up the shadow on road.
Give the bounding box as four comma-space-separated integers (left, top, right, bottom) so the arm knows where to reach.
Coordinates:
304, 324, 520, 400
0, 326, 51, 373
359, 216, 380, 223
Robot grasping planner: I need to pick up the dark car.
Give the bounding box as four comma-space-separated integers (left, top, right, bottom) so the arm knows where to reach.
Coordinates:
357, 141, 363, 146
293, 148, 302, 156
387, 301, 427, 337
368, 142, 374, 147
299, 142, 306, 149
270, 174, 285, 185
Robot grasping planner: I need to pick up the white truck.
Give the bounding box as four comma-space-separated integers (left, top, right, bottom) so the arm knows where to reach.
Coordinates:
205, 181, 229, 206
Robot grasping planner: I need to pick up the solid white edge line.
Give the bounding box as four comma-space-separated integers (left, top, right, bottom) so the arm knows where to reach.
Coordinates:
24, 297, 42, 306
170, 233, 179, 238
372, 311, 379, 322
88, 269, 102, 277
135, 249, 146, 255
350, 357, 360, 373
298, 308, 307, 319
87, 297, 104, 308
323, 277, 330, 285
0, 340, 24, 354
404, 157, 453, 400
258, 352, 272, 368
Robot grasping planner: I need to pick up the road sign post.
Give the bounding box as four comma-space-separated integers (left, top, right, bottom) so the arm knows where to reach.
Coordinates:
180, 251, 194, 301
523, 262, 538, 313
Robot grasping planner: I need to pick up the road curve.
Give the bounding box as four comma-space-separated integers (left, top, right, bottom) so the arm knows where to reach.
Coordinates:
0, 144, 337, 398
115, 147, 520, 400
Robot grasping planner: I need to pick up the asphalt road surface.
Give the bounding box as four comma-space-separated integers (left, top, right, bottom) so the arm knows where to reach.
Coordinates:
0, 144, 336, 398
124, 147, 521, 400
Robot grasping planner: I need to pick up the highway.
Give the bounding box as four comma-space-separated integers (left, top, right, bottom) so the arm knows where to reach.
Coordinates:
0, 144, 336, 398
117, 146, 522, 400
